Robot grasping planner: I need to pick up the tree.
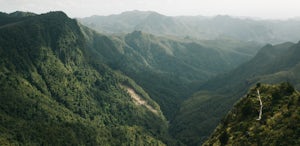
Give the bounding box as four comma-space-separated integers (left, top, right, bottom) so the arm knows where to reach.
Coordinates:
256, 89, 263, 120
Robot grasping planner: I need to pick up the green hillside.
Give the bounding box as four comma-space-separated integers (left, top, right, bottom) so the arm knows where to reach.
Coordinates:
0, 11, 173, 145
171, 41, 300, 145
2, 10, 299, 146
203, 83, 300, 145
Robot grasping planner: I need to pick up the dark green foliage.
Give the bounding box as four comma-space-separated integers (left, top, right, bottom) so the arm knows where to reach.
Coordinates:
256, 82, 261, 88
241, 100, 255, 116
272, 82, 295, 103
0, 11, 172, 145
219, 131, 228, 145
203, 83, 300, 145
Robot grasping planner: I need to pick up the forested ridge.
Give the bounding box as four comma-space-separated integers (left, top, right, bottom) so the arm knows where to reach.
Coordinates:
203, 83, 300, 145
1, 11, 299, 146
0, 11, 174, 145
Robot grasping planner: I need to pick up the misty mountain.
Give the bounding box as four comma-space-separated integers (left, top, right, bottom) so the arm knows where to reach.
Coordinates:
79, 10, 153, 34
79, 10, 300, 43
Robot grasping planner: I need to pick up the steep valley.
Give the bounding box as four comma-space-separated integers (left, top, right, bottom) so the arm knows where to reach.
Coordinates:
1, 11, 299, 146
172, 41, 300, 145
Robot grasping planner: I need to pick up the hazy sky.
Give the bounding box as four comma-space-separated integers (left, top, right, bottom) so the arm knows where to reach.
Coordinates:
1, 0, 299, 19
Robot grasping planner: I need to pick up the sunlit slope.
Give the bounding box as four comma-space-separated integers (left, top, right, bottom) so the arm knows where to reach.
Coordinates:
0, 11, 172, 145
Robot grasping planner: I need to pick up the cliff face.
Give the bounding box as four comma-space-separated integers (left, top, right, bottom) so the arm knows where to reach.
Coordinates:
203, 83, 300, 146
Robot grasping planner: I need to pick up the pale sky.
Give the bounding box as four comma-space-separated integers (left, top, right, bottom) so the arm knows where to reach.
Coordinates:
0, 0, 299, 19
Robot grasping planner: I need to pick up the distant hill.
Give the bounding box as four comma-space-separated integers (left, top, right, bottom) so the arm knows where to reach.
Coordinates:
0, 11, 172, 145
203, 83, 300, 145
79, 10, 300, 43
171, 41, 300, 145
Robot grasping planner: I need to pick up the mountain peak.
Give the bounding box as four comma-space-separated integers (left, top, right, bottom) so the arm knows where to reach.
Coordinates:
256, 42, 294, 57
9, 11, 36, 17
120, 10, 157, 15
41, 11, 68, 18
131, 30, 143, 36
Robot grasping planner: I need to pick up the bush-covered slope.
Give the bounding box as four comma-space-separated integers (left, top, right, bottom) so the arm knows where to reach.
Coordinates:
203, 83, 300, 145
171, 41, 300, 145
0, 11, 172, 145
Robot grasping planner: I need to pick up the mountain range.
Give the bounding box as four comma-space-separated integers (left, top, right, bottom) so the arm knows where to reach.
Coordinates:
0, 11, 299, 146
79, 10, 300, 44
